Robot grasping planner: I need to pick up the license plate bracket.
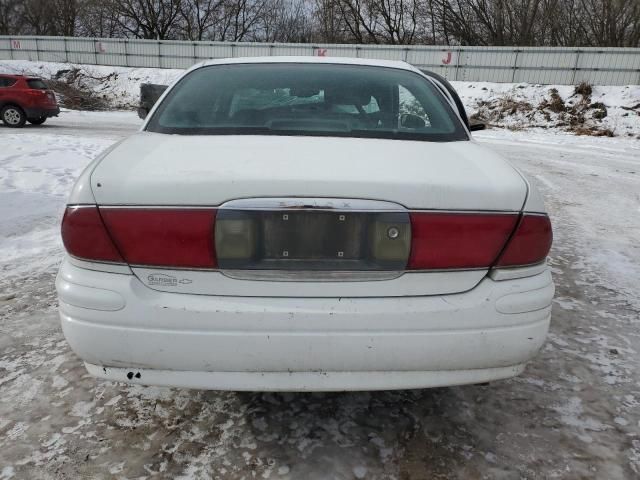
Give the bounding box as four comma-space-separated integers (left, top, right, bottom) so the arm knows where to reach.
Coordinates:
215, 209, 410, 271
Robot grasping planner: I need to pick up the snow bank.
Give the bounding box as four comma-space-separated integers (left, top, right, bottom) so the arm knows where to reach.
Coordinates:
0, 60, 183, 110
0, 60, 638, 136
453, 81, 640, 138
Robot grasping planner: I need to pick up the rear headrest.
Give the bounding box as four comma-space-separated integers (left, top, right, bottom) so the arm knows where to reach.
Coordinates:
325, 87, 372, 106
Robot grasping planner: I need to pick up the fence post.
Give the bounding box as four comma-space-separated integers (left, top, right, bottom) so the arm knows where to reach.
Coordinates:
35, 37, 39, 61
512, 49, 519, 83
8, 37, 13, 60
124, 39, 129, 67
571, 49, 581, 85
454, 47, 462, 81
63, 37, 69, 62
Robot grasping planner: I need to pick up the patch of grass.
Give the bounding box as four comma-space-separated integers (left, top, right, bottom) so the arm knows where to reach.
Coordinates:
571, 126, 614, 137
498, 96, 534, 115
574, 82, 593, 98
590, 102, 608, 120
539, 88, 566, 113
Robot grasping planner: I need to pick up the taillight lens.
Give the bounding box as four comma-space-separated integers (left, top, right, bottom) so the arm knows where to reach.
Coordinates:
61, 206, 551, 271
61, 206, 124, 263
496, 214, 552, 267
100, 208, 217, 268
408, 213, 519, 269
25, 90, 46, 97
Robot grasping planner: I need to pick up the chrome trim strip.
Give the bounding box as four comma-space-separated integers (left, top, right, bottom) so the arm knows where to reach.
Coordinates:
521, 212, 549, 217
218, 197, 406, 211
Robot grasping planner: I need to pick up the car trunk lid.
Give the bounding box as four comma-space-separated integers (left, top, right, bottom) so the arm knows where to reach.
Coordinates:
90, 133, 528, 297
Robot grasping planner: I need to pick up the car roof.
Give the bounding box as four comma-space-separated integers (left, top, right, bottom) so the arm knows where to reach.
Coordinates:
0, 73, 41, 80
199, 56, 421, 73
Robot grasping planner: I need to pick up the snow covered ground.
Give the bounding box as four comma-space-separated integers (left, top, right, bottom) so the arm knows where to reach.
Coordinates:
1, 112, 639, 479
0, 111, 139, 280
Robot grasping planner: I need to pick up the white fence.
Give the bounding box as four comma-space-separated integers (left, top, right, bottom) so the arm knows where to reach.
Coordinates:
1, 36, 639, 85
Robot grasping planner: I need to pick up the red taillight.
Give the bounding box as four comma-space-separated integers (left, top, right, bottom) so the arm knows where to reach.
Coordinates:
61, 206, 550, 271
61, 206, 124, 263
100, 208, 217, 268
408, 213, 519, 269
25, 89, 46, 97
496, 214, 552, 267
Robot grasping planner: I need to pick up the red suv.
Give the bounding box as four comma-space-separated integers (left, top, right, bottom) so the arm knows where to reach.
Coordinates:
0, 74, 60, 128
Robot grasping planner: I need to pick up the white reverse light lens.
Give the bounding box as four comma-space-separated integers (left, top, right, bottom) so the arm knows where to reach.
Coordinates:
215, 218, 257, 260
370, 221, 410, 262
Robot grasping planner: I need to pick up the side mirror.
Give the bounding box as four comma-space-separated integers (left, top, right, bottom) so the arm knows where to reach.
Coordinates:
400, 113, 426, 129
469, 121, 486, 132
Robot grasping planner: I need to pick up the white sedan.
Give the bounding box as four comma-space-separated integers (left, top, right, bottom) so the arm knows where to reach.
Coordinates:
56, 57, 553, 391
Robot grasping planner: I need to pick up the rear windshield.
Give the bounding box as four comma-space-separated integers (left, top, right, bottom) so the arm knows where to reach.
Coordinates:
27, 79, 47, 89
146, 64, 468, 142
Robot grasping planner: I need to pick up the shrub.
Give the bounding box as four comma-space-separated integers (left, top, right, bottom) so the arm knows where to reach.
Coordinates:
540, 88, 566, 113
574, 82, 593, 98
590, 102, 608, 119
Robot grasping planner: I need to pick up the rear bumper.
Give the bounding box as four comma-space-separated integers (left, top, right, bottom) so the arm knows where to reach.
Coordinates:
56, 258, 554, 391
85, 364, 528, 391
24, 106, 59, 118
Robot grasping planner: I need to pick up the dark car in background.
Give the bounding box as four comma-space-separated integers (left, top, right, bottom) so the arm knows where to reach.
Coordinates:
0, 74, 60, 128
137, 83, 168, 119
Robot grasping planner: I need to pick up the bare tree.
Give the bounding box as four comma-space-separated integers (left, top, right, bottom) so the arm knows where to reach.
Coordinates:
19, 0, 56, 35
77, 0, 124, 37
576, 0, 640, 47
2, 0, 639, 46
212, 0, 269, 41
314, 0, 350, 42
335, 0, 380, 43
179, 0, 225, 40
52, 0, 81, 36
113, 0, 185, 39
0, 0, 23, 34
258, 0, 313, 42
